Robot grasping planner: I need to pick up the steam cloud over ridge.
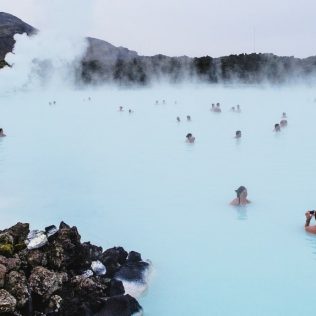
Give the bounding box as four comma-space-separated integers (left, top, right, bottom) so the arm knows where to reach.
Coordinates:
0, 0, 91, 91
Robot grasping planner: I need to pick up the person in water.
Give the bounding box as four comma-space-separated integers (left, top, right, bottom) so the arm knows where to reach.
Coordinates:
282, 112, 287, 118
0, 128, 6, 137
274, 123, 281, 132
187, 115, 191, 121
305, 211, 316, 234
231, 106, 235, 112
186, 133, 195, 143
128, 109, 133, 114
230, 186, 250, 206
176, 116, 181, 122
235, 130, 241, 138
280, 119, 287, 127
236, 104, 241, 112
211, 104, 215, 111
119, 106, 124, 111
214, 103, 221, 112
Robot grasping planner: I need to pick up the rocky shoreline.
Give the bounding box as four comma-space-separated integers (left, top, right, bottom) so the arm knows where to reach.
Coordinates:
0, 222, 151, 315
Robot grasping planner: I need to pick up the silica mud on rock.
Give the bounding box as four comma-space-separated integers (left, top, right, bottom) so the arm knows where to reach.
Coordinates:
0, 222, 152, 315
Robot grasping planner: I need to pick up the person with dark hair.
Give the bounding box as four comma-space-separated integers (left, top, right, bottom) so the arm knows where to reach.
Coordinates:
176, 116, 181, 122
235, 130, 241, 138
214, 103, 221, 113
282, 112, 287, 118
0, 128, 6, 137
230, 186, 250, 206
211, 104, 215, 111
186, 133, 195, 143
274, 123, 281, 132
119, 106, 124, 112
231, 106, 235, 112
187, 115, 191, 121
128, 109, 133, 114
236, 104, 241, 112
280, 119, 287, 127
305, 211, 316, 234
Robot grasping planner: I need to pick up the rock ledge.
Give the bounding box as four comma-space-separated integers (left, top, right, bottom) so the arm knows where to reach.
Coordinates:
0, 222, 151, 316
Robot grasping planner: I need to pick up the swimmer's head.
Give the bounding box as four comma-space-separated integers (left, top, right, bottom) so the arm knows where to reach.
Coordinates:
235, 186, 247, 198
235, 130, 241, 137
186, 133, 192, 139
0, 128, 3, 133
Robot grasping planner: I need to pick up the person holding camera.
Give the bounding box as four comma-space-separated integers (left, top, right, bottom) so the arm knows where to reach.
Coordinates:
305, 211, 316, 234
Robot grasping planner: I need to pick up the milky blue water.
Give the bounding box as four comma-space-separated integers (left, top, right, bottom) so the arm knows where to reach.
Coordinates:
1, 84, 316, 315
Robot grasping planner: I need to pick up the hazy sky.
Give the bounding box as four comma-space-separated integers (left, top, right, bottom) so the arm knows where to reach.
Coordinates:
1, 0, 316, 58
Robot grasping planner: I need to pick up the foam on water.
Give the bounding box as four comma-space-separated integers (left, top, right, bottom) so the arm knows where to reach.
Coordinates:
0, 84, 316, 315
116, 261, 153, 298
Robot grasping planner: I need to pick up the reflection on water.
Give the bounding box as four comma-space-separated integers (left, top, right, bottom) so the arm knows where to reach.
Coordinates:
236, 206, 248, 220
0, 138, 4, 169
235, 138, 241, 145
305, 234, 316, 256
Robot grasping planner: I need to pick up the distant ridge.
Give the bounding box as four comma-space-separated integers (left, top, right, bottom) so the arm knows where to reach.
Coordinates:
0, 12, 139, 65
1, 12, 316, 84
0, 12, 36, 59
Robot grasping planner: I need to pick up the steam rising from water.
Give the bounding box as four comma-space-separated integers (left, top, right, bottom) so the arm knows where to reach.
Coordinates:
0, 0, 91, 91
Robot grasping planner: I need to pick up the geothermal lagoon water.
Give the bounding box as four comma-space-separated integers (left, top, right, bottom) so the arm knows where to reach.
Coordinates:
1, 85, 316, 315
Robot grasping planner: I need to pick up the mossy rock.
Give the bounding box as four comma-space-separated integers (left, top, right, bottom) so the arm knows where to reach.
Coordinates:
14, 243, 26, 253
0, 244, 13, 257
0, 233, 13, 245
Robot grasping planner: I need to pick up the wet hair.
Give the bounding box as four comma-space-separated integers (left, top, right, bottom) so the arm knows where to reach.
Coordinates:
275, 123, 280, 129
236, 130, 241, 136
186, 133, 192, 138
235, 186, 246, 198
0, 128, 3, 133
